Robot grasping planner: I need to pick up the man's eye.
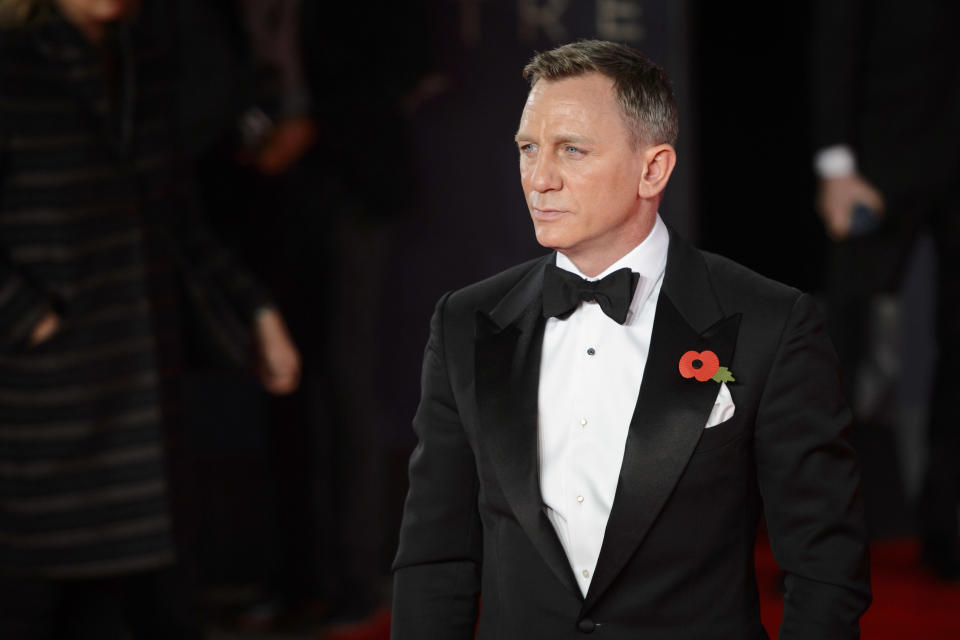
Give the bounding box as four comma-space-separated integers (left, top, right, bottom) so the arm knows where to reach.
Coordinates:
565, 145, 583, 155
519, 143, 536, 153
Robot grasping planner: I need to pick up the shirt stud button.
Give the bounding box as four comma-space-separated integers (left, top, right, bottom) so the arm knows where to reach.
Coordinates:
586, 347, 596, 356
582, 569, 590, 578
576, 495, 584, 504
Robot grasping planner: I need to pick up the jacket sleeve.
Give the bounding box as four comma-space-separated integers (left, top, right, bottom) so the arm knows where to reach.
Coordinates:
168, 167, 275, 324
0, 114, 53, 351
809, 0, 868, 150
157, 31, 276, 330
158, 159, 277, 368
755, 293, 871, 639
0, 258, 51, 352
391, 293, 482, 640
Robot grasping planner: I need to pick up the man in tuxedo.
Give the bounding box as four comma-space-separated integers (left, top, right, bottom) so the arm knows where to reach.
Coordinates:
392, 41, 870, 639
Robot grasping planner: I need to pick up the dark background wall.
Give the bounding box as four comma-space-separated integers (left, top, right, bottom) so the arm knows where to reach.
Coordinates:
692, 3, 823, 294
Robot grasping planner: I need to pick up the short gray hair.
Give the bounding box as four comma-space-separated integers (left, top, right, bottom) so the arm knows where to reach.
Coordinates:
522, 40, 678, 149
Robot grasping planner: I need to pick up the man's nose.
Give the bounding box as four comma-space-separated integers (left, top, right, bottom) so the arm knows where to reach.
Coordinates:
529, 153, 561, 192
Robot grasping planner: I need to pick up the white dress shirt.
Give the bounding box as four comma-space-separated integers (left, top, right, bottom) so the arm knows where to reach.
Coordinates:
538, 214, 669, 596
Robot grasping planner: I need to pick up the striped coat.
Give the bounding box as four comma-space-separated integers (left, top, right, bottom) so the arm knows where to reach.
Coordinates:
0, 13, 271, 577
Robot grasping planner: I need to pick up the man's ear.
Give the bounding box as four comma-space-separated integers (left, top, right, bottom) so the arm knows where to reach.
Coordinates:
638, 144, 677, 199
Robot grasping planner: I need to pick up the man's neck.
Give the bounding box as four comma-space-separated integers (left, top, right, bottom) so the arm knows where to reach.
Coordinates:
561, 213, 658, 278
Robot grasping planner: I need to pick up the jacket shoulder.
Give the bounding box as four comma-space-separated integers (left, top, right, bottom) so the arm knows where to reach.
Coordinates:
701, 250, 804, 313
444, 254, 548, 314
698, 250, 818, 345
426, 254, 550, 341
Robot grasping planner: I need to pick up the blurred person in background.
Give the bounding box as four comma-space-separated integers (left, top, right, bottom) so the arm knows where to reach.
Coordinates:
0, 0, 300, 637
171, 0, 433, 630
167, 0, 323, 627
810, 1, 960, 579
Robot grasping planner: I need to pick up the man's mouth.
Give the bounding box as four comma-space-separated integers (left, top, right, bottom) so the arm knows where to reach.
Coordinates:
532, 207, 567, 219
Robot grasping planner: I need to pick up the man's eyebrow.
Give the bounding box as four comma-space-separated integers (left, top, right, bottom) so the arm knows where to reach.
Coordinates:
513, 132, 594, 144
553, 133, 593, 145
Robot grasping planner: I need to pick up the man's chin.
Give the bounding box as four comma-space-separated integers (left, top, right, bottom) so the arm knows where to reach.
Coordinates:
532, 222, 573, 250
532, 231, 566, 252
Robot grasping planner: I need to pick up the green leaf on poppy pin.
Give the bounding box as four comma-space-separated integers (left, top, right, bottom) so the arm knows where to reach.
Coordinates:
711, 367, 735, 383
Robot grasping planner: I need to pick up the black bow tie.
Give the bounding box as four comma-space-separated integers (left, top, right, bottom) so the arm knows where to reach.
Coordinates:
542, 264, 640, 325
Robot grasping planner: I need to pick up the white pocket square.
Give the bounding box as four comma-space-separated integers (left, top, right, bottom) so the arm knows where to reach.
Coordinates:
705, 382, 735, 429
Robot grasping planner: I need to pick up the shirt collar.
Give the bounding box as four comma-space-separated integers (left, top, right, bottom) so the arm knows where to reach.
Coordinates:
555, 213, 669, 282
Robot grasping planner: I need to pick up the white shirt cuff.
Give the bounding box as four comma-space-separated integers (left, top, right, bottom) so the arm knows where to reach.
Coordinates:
814, 145, 857, 178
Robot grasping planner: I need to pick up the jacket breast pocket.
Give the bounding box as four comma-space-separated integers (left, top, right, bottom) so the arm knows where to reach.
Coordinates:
692, 412, 747, 456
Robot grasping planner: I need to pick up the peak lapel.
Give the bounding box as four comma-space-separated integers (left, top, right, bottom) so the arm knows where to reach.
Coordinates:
583, 230, 742, 611
475, 255, 581, 598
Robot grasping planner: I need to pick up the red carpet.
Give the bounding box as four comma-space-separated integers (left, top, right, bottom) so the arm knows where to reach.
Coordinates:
325, 537, 960, 639
323, 607, 392, 640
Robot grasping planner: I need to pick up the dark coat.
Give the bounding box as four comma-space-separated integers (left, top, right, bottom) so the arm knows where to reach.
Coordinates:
810, 0, 960, 197
392, 229, 871, 639
0, 12, 270, 578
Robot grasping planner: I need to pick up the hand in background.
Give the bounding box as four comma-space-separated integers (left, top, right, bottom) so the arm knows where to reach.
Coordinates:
255, 115, 318, 176
254, 308, 301, 395
816, 174, 885, 241
29, 310, 61, 346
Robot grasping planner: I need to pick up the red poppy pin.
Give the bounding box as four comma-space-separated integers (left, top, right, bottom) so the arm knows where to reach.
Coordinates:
679, 350, 735, 383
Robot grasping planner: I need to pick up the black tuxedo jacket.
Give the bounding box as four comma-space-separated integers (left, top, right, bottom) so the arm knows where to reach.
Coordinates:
392, 230, 871, 639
